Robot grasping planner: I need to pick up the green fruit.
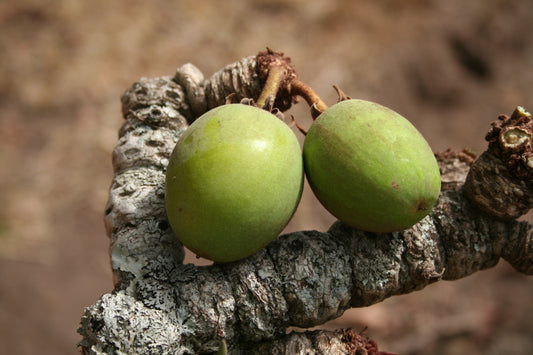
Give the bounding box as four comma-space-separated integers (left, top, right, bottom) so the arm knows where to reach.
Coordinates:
303, 99, 441, 233
165, 104, 303, 262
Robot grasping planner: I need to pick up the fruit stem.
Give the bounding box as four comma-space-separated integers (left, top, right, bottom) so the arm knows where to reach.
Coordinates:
256, 64, 285, 109
289, 115, 308, 135
217, 339, 228, 355
290, 79, 329, 119
333, 84, 351, 101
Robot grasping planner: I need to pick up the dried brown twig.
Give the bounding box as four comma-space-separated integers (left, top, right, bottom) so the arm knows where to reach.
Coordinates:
78, 54, 532, 354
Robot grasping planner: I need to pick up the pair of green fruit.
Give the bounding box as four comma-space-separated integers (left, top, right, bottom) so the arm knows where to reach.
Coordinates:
165, 100, 441, 262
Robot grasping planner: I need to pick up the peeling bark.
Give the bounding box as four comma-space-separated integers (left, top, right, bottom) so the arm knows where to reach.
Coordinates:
78, 55, 533, 354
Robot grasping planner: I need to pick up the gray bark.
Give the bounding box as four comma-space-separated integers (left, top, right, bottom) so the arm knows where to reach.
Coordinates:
78, 56, 533, 354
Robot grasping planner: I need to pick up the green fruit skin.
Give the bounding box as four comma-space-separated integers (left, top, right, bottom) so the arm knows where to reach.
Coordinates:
303, 99, 441, 233
165, 104, 303, 262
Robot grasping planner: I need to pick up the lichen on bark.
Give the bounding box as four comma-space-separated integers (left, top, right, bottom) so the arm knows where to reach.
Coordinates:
78, 54, 533, 355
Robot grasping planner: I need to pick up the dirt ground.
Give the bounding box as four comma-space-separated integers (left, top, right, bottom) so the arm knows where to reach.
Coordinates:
1, 0, 532, 354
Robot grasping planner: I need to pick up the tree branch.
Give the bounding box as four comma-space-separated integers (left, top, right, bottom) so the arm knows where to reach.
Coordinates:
78, 56, 532, 354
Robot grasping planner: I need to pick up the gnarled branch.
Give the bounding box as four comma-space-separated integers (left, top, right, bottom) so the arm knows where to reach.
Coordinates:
78, 55, 532, 354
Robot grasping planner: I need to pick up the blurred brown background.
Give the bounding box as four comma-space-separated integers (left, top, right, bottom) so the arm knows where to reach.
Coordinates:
1, 0, 532, 354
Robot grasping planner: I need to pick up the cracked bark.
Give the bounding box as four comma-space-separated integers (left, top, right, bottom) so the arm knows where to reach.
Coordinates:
78, 55, 533, 355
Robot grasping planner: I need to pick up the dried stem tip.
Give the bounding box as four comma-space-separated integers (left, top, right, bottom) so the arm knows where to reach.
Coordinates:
256, 48, 299, 112
463, 106, 533, 220
486, 106, 533, 178
257, 48, 329, 120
